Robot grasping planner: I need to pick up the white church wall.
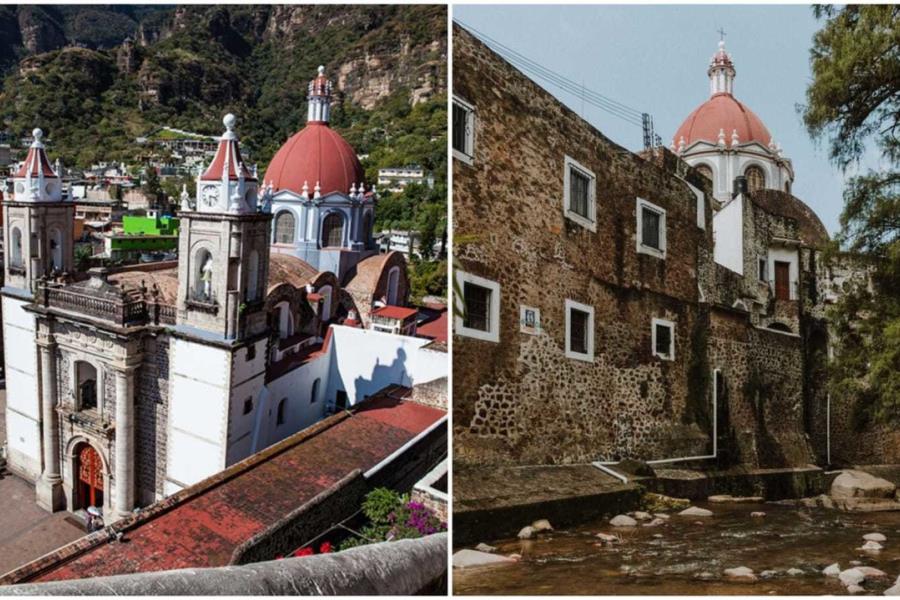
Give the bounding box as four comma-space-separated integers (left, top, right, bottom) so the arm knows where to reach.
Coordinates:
3, 295, 41, 480
326, 325, 447, 405
165, 338, 230, 493
713, 195, 744, 275
258, 352, 331, 450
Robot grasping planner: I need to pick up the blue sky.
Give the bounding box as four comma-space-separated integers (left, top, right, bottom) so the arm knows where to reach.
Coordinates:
454, 4, 862, 235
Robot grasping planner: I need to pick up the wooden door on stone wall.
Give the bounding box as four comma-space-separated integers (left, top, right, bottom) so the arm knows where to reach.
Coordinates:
774, 261, 791, 301
76, 443, 104, 510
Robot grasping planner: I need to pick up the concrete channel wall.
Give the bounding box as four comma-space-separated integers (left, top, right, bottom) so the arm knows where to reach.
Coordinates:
0, 534, 448, 596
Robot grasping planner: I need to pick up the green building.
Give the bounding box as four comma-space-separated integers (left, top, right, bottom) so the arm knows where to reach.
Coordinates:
106, 214, 180, 261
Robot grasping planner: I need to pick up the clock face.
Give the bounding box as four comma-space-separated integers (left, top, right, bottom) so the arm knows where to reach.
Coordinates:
201, 185, 219, 207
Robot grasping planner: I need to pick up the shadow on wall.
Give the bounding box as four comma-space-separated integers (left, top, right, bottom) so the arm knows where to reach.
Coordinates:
353, 348, 409, 404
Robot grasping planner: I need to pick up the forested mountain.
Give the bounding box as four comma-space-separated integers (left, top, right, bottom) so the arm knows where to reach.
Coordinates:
0, 5, 448, 300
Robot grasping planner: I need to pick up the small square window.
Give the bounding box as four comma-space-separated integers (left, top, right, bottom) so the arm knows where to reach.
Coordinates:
463, 282, 491, 332
242, 397, 253, 415
636, 198, 667, 258
452, 96, 475, 164
652, 318, 675, 361
564, 156, 596, 231
565, 299, 594, 362
455, 271, 500, 343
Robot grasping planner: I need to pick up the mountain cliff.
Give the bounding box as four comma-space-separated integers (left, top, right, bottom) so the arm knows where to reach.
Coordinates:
0, 5, 447, 169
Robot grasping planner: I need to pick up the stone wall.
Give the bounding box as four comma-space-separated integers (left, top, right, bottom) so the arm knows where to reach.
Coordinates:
453, 26, 715, 467
707, 308, 815, 468
135, 334, 170, 505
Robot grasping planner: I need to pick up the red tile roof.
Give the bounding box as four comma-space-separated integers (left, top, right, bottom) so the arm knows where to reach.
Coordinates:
10, 387, 444, 584
416, 307, 448, 344
372, 305, 418, 320
15, 145, 56, 178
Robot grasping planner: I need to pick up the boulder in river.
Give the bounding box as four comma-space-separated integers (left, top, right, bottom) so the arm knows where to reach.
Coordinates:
857, 566, 887, 578
859, 540, 883, 552
644, 517, 666, 527
760, 569, 778, 579
863, 532, 886, 542
595, 532, 619, 543
517, 526, 534, 540
787, 568, 804, 576
823, 563, 841, 577
680, 506, 713, 517
475, 543, 496, 553
751, 511, 766, 518
610, 514, 638, 527
847, 584, 865, 594
633, 511, 652, 521
453, 549, 516, 569
831, 470, 897, 500
885, 583, 900, 596
724, 566, 756, 580
531, 519, 553, 532
839, 568, 866, 586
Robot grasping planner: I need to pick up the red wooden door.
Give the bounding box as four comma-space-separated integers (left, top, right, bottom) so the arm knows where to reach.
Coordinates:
77, 444, 104, 509
774, 261, 791, 301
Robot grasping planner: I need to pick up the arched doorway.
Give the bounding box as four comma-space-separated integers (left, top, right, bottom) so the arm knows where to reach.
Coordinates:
75, 443, 104, 510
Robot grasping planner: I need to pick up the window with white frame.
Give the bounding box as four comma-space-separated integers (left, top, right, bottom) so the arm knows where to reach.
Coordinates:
452, 96, 475, 164
636, 197, 667, 258
565, 299, 594, 361
455, 270, 500, 342
652, 318, 675, 361
564, 156, 596, 230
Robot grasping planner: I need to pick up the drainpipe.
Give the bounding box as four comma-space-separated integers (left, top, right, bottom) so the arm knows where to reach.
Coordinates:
592, 368, 720, 482
826, 392, 831, 466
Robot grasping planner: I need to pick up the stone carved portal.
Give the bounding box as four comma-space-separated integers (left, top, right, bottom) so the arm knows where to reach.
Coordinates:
75, 443, 104, 510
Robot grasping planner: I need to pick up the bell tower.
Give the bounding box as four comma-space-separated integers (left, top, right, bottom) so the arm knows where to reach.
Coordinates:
175, 114, 272, 341
3, 128, 74, 295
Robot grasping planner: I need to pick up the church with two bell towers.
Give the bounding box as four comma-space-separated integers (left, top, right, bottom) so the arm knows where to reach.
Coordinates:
1, 67, 445, 522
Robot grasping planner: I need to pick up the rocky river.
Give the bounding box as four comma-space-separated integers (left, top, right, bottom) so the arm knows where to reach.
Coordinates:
453, 500, 900, 595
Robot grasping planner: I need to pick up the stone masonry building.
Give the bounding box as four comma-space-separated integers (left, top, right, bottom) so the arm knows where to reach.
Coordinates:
452, 26, 891, 474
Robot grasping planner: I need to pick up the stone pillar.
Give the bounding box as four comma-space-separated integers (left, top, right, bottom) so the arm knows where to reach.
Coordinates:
113, 367, 135, 520
35, 341, 64, 511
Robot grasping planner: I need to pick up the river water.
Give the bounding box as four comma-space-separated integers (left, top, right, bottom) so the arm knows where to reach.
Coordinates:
453, 501, 900, 595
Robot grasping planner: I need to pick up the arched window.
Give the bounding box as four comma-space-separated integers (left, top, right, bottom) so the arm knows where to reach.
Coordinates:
76, 362, 98, 412
275, 301, 293, 338
745, 165, 766, 193
321, 213, 344, 248
246, 250, 259, 302
318, 285, 332, 321
696, 164, 713, 183
274, 211, 295, 244
311, 378, 320, 404
386, 266, 400, 305
49, 228, 62, 272
276, 398, 287, 426
10, 227, 23, 268
193, 248, 213, 301
362, 211, 373, 247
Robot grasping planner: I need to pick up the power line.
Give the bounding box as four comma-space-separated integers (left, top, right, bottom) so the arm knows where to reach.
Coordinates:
455, 20, 649, 131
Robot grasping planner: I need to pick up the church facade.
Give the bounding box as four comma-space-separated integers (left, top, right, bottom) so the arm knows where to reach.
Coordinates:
3, 68, 447, 521
452, 26, 892, 471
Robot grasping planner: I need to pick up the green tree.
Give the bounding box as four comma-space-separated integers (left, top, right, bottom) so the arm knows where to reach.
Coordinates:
803, 4, 900, 423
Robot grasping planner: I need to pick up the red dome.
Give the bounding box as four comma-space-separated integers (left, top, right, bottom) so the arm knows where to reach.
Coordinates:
674, 93, 772, 148
263, 122, 364, 197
